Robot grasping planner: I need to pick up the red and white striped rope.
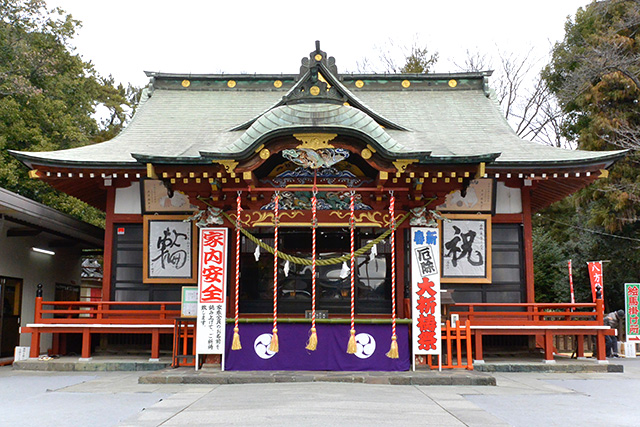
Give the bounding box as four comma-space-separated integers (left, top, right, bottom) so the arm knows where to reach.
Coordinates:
389, 192, 397, 340
311, 192, 317, 331
273, 193, 279, 332
235, 191, 242, 330
349, 192, 356, 332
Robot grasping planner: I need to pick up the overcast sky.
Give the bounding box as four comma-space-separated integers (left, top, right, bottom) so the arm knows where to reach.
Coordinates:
49, 0, 592, 87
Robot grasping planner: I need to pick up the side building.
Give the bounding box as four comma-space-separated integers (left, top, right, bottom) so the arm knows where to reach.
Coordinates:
0, 188, 103, 358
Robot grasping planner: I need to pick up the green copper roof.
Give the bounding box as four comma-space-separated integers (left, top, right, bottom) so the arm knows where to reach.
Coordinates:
10, 46, 626, 170
201, 103, 428, 160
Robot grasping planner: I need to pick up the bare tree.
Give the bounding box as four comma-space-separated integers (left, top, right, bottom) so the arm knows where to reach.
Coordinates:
356, 38, 438, 74
455, 49, 572, 148
452, 50, 492, 73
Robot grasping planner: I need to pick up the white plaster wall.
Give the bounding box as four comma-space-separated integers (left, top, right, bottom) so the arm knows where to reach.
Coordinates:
495, 182, 522, 214
114, 181, 141, 214
0, 226, 83, 354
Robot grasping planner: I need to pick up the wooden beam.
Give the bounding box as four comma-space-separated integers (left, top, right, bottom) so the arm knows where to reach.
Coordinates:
6, 227, 41, 237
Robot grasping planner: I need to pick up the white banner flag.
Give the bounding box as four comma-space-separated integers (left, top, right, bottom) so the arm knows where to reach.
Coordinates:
411, 227, 441, 356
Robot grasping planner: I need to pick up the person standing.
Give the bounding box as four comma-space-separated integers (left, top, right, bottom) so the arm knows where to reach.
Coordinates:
604, 309, 625, 357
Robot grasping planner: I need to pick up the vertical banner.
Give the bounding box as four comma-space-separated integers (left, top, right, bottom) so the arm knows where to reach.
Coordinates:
568, 260, 575, 304
587, 261, 603, 303
625, 283, 640, 343
196, 228, 228, 356
411, 227, 441, 360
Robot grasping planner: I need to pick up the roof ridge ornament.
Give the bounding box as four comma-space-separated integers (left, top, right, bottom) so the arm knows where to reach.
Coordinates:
281, 41, 345, 105
299, 40, 338, 78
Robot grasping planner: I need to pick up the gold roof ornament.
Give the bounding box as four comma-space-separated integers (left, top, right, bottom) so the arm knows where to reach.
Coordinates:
227, 80, 236, 88
448, 79, 458, 88
293, 133, 338, 150
392, 159, 419, 173
181, 80, 191, 88
273, 80, 283, 88
212, 159, 238, 173
401, 80, 411, 88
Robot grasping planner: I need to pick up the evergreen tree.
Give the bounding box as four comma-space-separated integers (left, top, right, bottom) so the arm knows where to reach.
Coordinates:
543, 0, 640, 232
0, 0, 138, 226
536, 0, 640, 309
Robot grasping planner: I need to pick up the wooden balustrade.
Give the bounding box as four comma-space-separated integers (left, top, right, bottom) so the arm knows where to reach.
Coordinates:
33, 299, 181, 324
23, 298, 182, 359
448, 300, 610, 361
450, 301, 604, 326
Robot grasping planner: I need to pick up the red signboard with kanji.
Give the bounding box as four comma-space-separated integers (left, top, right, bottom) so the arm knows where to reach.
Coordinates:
411, 227, 441, 357
196, 228, 228, 356
587, 261, 603, 303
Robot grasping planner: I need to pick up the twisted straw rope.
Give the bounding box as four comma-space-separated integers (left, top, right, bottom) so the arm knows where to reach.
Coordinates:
220, 210, 411, 266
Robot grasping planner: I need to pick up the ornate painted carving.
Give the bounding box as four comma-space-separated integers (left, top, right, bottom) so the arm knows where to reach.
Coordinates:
329, 211, 387, 227
281, 148, 350, 170
188, 207, 224, 227
263, 165, 366, 188
260, 191, 372, 211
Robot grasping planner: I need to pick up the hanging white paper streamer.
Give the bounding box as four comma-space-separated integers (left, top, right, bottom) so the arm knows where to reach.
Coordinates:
284, 260, 290, 277
369, 240, 377, 262
254, 243, 261, 262
339, 261, 350, 279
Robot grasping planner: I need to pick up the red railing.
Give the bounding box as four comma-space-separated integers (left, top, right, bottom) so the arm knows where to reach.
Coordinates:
33, 298, 181, 325
426, 320, 473, 370
450, 300, 605, 326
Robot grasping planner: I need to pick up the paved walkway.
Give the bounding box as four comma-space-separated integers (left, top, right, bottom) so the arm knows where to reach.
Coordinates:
3, 357, 639, 426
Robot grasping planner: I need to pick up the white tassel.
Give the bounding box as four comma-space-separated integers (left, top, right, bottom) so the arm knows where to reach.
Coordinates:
339, 261, 350, 279
284, 260, 290, 277
254, 243, 261, 262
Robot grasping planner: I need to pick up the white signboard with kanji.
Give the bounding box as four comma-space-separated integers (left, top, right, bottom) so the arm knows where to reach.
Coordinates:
196, 228, 228, 358
411, 227, 441, 360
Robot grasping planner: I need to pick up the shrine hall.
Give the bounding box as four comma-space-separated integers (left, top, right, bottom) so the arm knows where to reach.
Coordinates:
11, 42, 625, 369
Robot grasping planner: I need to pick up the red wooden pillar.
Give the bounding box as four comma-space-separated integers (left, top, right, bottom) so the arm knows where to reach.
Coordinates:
397, 227, 406, 318
102, 187, 116, 301
474, 331, 484, 361
151, 328, 160, 360
29, 295, 43, 358
576, 335, 585, 358
544, 330, 554, 361
596, 331, 606, 361
521, 188, 536, 303
29, 330, 41, 358
81, 328, 91, 359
